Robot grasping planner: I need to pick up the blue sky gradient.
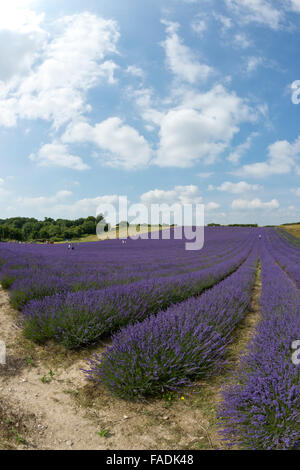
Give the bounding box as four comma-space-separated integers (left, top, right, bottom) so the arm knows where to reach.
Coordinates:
1, 0, 300, 225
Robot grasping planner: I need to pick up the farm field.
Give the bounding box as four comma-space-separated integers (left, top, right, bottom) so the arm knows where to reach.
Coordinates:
280, 224, 300, 239
0, 227, 299, 450
55, 224, 167, 243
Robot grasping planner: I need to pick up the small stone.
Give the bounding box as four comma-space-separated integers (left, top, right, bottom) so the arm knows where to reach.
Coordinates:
123, 415, 129, 419
66, 440, 73, 447
162, 416, 169, 420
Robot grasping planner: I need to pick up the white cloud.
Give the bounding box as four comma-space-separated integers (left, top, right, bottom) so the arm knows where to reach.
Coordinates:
233, 33, 251, 48
191, 16, 207, 34
228, 132, 258, 164
231, 198, 279, 210
128, 87, 163, 126
56, 195, 120, 220
0, 177, 10, 199
15, 193, 121, 219
0, 12, 120, 129
206, 202, 220, 210
216, 181, 261, 194
154, 85, 256, 167
18, 190, 72, 207
140, 185, 203, 205
161, 19, 213, 83
246, 56, 264, 73
197, 172, 213, 178
126, 65, 144, 78
226, 0, 283, 30
291, 187, 300, 196
213, 13, 233, 30
236, 136, 300, 178
0, 1, 45, 34
0, 30, 45, 83
0, 1, 47, 83
29, 142, 90, 171
62, 117, 152, 170
289, 0, 300, 12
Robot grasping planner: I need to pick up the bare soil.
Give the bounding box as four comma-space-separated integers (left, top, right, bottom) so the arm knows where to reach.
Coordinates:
0, 265, 262, 450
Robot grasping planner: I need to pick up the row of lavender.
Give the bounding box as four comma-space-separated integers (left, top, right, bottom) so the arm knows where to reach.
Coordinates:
267, 228, 300, 288
218, 234, 300, 450
21, 238, 254, 348
84, 240, 259, 398
0, 227, 254, 309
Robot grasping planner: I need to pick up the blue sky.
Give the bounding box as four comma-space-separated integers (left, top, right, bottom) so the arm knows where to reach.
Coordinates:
1, 0, 300, 225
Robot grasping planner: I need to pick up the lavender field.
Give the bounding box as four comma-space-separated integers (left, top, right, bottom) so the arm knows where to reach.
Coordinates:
0, 227, 299, 450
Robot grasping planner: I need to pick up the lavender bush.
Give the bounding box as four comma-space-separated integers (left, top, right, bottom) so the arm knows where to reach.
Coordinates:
218, 236, 300, 450
84, 245, 258, 399
21, 243, 252, 348
0, 227, 254, 308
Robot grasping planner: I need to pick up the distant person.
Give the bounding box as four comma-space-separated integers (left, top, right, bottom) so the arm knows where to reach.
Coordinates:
68, 243, 71, 250
71, 243, 75, 250
259, 234, 262, 240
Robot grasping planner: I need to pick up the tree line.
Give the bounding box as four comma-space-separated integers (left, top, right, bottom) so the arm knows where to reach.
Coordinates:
0, 215, 105, 242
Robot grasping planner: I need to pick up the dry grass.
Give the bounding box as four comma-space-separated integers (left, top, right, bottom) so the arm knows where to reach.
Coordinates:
280, 224, 300, 238
54, 225, 170, 244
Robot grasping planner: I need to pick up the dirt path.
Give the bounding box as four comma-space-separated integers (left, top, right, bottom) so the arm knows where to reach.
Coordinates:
0, 263, 262, 450
185, 262, 262, 449
0, 287, 215, 450
0, 287, 117, 450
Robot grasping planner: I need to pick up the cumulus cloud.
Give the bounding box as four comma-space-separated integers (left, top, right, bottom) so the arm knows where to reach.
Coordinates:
15, 193, 121, 220
62, 117, 152, 170
228, 132, 258, 164
231, 198, 279, 210
0, 30, 44, 83
246, 56, 264, 73
154, 85, 256, 167
213, 13, 233, 31
235, 136, 300, 178
225, 0, 283, 30
191, 16, 207, 35
0, 177, 10, 199
0, 1, 45, 34
291, 187, 300, 196
140, 185, 203, 205
0, 12, 120, 129
197, 172, 213, 178
29, 142, 90, 171
206, 201, 220, 211
161, 19, 213, 83
0, 2, 47, 83
52, 195, 121, 220
233, 33, 251, 48
128, 87, 163, 126
18, 190, 72, 206
215, 181, 261, 194
289, 0, 300, 12
126, 65, 145, 78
